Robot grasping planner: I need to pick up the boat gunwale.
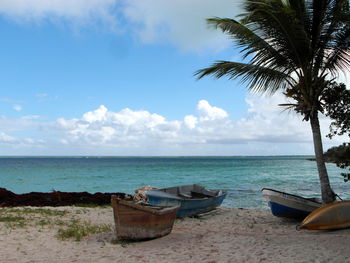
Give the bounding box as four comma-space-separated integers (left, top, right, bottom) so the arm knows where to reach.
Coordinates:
262, 188, 322, 205
147, 185, 227, 202
111, 195, 179, 215
147, 190, 227, 202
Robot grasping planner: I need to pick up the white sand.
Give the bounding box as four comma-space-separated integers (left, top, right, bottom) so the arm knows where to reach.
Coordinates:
1, 206, 350, 263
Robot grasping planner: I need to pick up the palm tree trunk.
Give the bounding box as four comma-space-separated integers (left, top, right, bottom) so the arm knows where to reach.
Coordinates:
310, 113, 335, 203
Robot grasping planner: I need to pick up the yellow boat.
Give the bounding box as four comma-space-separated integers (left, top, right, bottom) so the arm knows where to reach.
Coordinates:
299, 201, 350, 230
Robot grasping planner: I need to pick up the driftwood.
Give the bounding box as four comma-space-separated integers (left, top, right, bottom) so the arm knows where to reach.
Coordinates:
0, 188, 132, 207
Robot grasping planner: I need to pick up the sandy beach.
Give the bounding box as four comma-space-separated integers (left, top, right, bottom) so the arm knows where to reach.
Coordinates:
1, 206, 350, 263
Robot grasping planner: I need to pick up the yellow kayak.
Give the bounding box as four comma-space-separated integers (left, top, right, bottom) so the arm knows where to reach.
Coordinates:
299, 201, 350, 230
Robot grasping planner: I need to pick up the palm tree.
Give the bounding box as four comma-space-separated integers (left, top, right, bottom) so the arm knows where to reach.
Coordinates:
195, 0, 350, 203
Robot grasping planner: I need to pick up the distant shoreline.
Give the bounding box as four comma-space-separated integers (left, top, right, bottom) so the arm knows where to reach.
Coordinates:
0, 155, 315, 158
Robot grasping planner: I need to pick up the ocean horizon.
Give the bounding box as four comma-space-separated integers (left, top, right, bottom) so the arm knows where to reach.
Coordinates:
0, 156, 346, 210
0, 155, 315, 157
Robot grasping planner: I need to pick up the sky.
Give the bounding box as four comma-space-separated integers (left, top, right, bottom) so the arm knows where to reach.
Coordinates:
0, 0, 347, 156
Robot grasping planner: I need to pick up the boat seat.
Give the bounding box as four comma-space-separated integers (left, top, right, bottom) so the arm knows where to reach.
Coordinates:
191, 189, 217, 197
178, 192, 192, 198
177, 187, 192, 198
191, 191, 211, 198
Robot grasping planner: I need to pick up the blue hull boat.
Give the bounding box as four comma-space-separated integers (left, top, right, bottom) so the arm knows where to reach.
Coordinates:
262, 188, 322, 220
146, 184, 227, 217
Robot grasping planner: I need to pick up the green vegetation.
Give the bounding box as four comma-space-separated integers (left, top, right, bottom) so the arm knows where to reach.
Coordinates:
0, 214, 26, 228
0, 208, 68, 229
1, 208, 68, 216
196, 0, 350, 203
323, 83, 350, 139
323, 83, 350, 181
56, 219, 111, 242
0, 215, 25, 222
73, 203, 111, 208
0, 207, 111, 241
0, 207, 68, 216
324, 143, 350, 181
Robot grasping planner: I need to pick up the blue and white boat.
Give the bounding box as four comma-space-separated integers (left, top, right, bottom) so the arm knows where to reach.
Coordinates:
146, 184, 227, 217
262, 188, 322, 220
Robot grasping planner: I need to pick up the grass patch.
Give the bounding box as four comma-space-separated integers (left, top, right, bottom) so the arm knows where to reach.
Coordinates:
0, 208, 68, 217
57, 219, 111, 241
36, 218, 52, 227
0, 207, 111, 241
5, 220, 27, 228
0, 215, 25, 222
0, 215, 27, 228
73, 203, 111, 208
0, 208, 69, 229
19, 208, 67, 216
0, 214, 27, 228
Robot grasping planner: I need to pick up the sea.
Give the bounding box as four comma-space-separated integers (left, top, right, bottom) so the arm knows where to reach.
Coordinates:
0, 156, 348, 210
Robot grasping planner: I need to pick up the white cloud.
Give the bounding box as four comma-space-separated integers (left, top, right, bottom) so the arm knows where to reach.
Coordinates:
0, 0, 118, 28
197, 100, 228, 121
50, 96, 342, 155
82, 105, 108, 123
184, 115, 197, 129
0, 115, 48, 154
0, 132, 16, 143
13, 104, 22, 111
55, 105, 167, 145
0, 95, 345, 155
121, 0, 241, 51
0, 115, 42, 132
0, 0, 241, 52
0, 131, 45, 148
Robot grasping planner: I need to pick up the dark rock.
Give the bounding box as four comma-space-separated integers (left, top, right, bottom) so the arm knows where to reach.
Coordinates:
0, 188, 132, 207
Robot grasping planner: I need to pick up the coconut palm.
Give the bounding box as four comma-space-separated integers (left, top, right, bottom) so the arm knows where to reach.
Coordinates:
195, 0, 350, 203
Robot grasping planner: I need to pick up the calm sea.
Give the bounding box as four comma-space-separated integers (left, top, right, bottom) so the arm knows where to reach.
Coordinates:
0, 156, 347, 209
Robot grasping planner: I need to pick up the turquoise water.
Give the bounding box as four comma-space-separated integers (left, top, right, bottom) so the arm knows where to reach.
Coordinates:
0, 157, 347, 209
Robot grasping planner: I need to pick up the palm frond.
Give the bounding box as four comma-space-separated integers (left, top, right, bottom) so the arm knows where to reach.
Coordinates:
206, 17, 294, 72
322, 26, 350, 76
195, 61, 295, 95
197, 0, 350, 116
313, 0, 350, 75
242, 0, 312, 69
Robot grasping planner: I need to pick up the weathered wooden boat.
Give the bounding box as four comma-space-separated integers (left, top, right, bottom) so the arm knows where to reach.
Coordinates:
146, 184, 227, 217
299, 201, 350, 230
111, 195, 178, 241
262, 188, 322, 220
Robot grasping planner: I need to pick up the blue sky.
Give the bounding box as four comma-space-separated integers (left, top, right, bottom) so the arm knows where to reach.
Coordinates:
0, 0, 346, 156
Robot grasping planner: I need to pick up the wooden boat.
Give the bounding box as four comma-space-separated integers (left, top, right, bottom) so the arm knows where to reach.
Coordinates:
262, 188, 322, 220
111, 195, 178, 241
299, 201, 350, 230
146, 184, 227, 217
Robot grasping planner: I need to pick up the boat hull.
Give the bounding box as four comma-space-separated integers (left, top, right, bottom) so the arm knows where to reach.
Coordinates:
262, 188, 321, 220
268, 201, 312, 219
300, 201, 350, 230
111, 196, 178, 241
147, 184, 227, 217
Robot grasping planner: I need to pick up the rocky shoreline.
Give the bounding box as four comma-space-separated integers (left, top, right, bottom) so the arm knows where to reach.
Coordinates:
0, 188, 131, 207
